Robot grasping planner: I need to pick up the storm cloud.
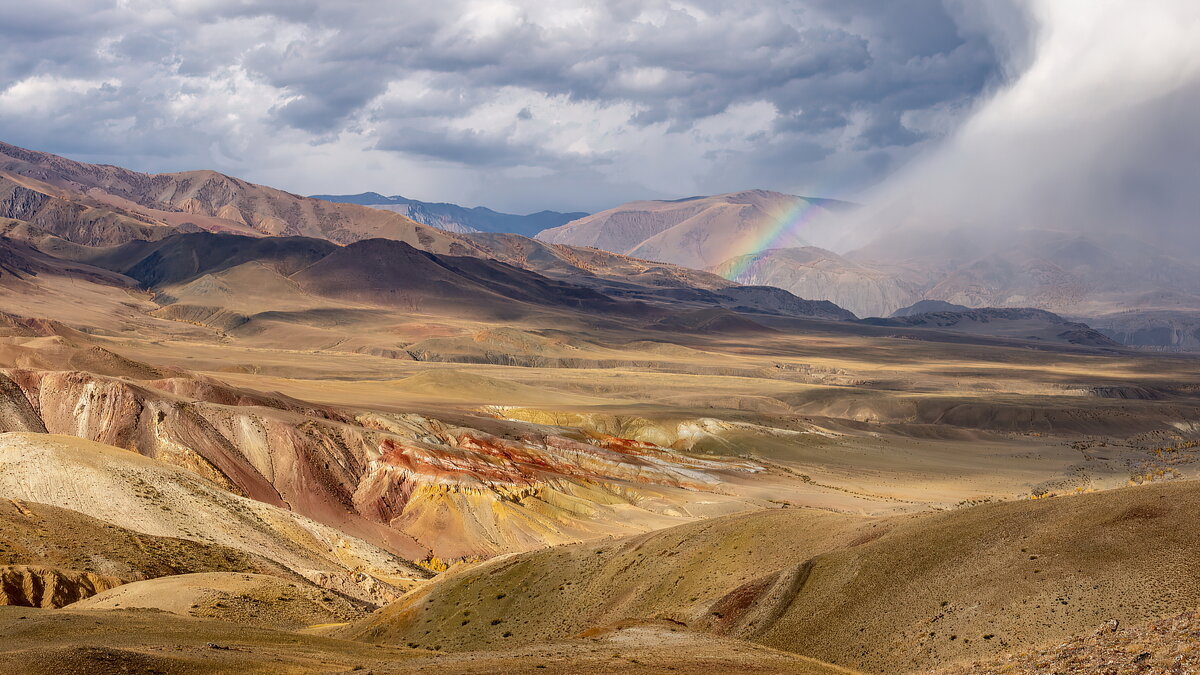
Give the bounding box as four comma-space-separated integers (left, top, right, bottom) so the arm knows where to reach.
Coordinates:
0, 0, 1012, 213
836, 0, 1200, 253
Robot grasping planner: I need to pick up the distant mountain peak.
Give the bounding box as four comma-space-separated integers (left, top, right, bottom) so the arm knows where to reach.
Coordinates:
535, 190, 849, 271
310, 192, 587, 237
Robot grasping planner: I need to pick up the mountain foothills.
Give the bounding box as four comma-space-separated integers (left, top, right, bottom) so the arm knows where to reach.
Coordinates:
313, 192, 587, 237
0, 140, 1198, 673
724, 232, 1200, 347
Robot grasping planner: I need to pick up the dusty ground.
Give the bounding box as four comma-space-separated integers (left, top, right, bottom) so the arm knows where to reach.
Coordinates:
100, 314, 1200, 518
938, 610, 1200, 675
0, 607, 855, 674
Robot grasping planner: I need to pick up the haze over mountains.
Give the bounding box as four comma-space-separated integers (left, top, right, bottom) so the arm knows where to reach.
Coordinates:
313, 192, 586, 237
537, 190, 851, 271
524, 188, 1200, 349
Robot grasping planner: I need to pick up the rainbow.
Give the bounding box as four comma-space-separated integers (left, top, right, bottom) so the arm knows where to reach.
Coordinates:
719, 196, 831, 281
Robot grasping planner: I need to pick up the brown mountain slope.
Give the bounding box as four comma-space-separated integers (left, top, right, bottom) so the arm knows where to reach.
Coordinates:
345, 480, 1200, 673
76, 231, 340, 287
0, 231, 221, 340
537, 190, 845, 270
464, 230, 735, 292
0, 233, 136, 289
65, 231, 645, 320
288, 238, 634, 319
0, 140, 478, 250
0, 173, 172, 245
465, 232, 855, 320
66, 230, 852, 327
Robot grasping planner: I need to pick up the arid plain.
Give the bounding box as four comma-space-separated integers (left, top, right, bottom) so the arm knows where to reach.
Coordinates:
0, 141, 1198, 673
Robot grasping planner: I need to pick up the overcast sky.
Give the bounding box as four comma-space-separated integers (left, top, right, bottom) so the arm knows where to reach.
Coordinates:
0, 0, 1028, 214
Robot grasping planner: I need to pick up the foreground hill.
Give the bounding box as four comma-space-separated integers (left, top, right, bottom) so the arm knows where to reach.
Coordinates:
313, 192, 586, 237
0, 605, 855, 674
0, 499, 296, 608
537, 190, 850, 270
938, 608, 1200, 675
345, 479, 1200, 673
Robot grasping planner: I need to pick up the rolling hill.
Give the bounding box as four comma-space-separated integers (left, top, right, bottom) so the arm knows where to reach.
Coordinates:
0, 499, 297, 608
346, 480, 1200, 673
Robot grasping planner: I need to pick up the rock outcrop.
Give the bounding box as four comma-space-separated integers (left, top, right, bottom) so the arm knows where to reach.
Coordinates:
0, 565, 123, 608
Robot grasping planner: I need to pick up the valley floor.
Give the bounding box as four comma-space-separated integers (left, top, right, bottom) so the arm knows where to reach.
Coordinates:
2, 238, 1200, 673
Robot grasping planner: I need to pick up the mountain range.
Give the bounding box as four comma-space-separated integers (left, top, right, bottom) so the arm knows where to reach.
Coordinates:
312, 192, 587, 237
17, 132, 1183, 349
529, 187, 1200, 348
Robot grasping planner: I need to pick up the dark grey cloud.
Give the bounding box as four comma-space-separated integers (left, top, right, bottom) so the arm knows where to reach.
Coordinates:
0, 0, 1019, 213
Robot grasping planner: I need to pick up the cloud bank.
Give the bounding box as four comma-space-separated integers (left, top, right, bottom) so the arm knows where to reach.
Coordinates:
0, 0, 1011, 213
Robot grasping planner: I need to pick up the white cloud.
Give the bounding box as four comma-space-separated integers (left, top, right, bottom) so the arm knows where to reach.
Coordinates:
0, 76, 117, 114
